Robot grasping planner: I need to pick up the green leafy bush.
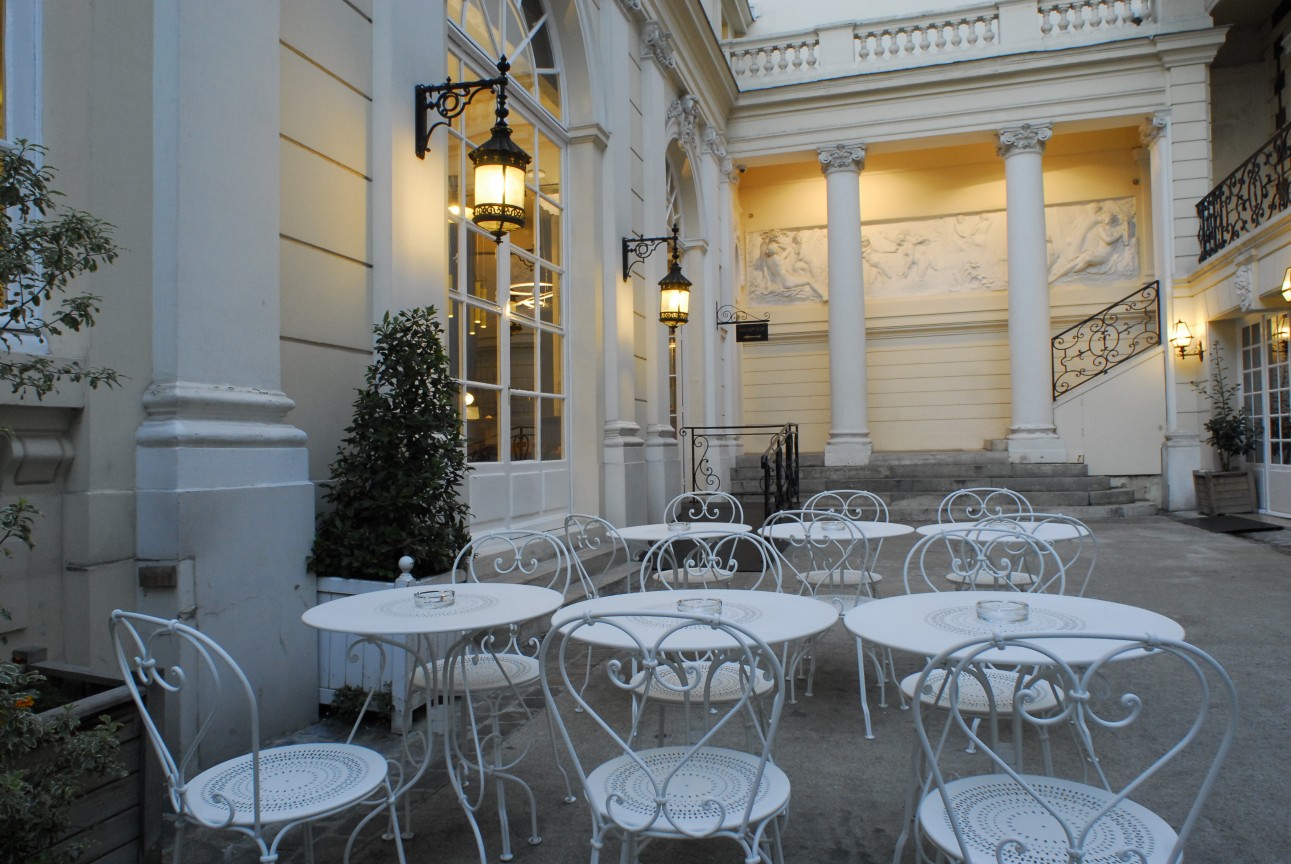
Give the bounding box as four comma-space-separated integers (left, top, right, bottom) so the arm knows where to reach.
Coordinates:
0, 663, 123, 864
310, 308, 471, 580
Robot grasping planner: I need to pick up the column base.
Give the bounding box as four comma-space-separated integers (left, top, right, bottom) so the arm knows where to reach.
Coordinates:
1162, 433, 1202, 512
1006, 426, 1067, 463
603, 421, 646, 526
824, 433, 873, 467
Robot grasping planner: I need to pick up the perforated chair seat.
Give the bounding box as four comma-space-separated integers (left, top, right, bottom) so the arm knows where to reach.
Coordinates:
185, 743, 393, 827
411, 652, 540, 693
585, 746, 790, 832
900, 667, 1059, 714
918, 774, 1177, 864
639, 660, 775, 704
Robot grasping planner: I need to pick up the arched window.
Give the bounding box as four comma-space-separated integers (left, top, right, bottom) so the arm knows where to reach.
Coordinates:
445, 0, 565, 464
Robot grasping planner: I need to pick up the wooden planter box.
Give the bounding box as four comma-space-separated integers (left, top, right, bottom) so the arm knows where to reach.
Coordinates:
1193, 470, 1256, 516
26, 663, 151, 864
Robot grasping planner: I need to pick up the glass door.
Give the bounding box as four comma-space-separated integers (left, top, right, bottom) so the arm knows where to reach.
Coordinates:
1241, 314, 1291, 516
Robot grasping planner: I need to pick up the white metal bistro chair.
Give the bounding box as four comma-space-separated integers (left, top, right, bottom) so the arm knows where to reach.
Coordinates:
896, 633, 1238, 864
407, 529, 580, 858
631, 530, 783, 745
804, 488, 891, 585
109, 610, 406, 864
662, 490, 745, 525
977, 511, 1099, 596
936, 486, 1033, 524
563, 513, 634, 598
541, 610, 792, 864
761, 508, 891, 717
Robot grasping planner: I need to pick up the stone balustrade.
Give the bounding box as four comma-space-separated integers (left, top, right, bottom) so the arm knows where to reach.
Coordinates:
724, 0, 1157, 87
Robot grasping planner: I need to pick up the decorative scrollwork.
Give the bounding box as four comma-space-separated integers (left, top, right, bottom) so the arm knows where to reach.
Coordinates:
1197, 122, 1291, 261
715, 304, 771, 327
622, 228, 678, 280
414, 57, 511, 160
1051, 281, 1160, 399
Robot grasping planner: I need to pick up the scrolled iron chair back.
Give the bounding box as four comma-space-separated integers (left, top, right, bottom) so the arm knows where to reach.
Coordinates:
937, 487, 1033, 524
905, 632, 1238, 864
903, 525, 1066, 595
562, 514, 632, 599
637, 530, 782, 592
540, 611, 787, 841
662, 491, 745, 525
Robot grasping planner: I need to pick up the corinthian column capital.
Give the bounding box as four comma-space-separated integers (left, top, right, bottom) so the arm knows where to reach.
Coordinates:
996, 123, 1052, 158
818, 142, 867, 175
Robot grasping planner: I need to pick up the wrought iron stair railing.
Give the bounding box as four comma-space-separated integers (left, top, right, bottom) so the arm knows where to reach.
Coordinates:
1197, 121, 1291, 262
679, 423, 799, 518
1051, 281, 1160, 399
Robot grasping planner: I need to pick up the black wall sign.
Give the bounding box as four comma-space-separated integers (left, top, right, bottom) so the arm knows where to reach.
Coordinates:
735, 321, 769, 342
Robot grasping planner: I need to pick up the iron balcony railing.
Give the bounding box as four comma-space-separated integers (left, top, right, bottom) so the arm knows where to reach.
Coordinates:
679, 423, 799, 518
1197, 122, 1291, 262
1051, 281, 1160, 399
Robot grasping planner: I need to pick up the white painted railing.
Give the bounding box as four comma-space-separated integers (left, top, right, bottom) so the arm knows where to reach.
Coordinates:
1039, 0, 1154, 37
854, 8, 999, 65
724, 0, 1157, 87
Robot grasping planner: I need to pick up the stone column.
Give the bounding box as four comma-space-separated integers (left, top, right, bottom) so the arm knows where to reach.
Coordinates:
136, 0, 316, 743
819, 142, 873, 466
997, 123, 1066, 463
1143, 112, 1200, 509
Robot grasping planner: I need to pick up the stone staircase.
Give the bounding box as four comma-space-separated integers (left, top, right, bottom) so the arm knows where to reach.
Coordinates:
730, 450, 1159, 525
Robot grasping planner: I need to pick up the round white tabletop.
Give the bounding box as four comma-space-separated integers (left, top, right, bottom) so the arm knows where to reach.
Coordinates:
760, 519, 913, 541
553, 589, 838, 652
842, 591, 1183, 666
915, 519, 1089, 542
616, 522, 751, 543
303, 582, 565, 636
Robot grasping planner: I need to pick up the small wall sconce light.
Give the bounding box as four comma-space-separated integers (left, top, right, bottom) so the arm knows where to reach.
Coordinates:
1274, 316, 1289, 359
623, 223, 692, 332
1282, 267, 1291, 303
416, 56, 530, 243
464, 391, 480, 421
1169, 320, 1204, 361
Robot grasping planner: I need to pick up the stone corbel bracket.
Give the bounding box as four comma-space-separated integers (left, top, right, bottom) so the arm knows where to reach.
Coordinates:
0, 429, 75, 488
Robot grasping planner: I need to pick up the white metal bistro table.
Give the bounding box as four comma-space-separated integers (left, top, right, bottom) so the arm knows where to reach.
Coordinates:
303, 582, 564, 864
553, 588, 838, 651
759, 519, 914, 542
842, 591, 1185, 737
616, 521, 752, 544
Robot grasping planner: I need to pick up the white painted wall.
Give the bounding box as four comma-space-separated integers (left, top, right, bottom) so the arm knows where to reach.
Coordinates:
1054, 349, 1167, 475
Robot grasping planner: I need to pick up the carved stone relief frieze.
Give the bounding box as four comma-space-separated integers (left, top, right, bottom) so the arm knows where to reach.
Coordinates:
744, 197, 1139, 305
1234, 262, 1255, 311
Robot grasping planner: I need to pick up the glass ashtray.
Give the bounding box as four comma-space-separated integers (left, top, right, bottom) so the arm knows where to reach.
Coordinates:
414, 589, 456, 608
976, 599, 1029, 624
677, 597, 723, 614
667, 521, 689, 532
820, 520, 849, 534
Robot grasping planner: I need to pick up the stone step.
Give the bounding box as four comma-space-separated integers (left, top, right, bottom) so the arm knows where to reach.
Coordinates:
727, 449, 1150, 523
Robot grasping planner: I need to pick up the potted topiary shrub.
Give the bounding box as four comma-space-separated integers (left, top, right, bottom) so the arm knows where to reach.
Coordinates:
1191, 344, 1260, 515
308, 307, 471, 726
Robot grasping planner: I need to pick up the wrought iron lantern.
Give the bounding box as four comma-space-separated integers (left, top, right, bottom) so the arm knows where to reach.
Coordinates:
1169, 320, 1204, 361
415, 56, 531, 243
623, 223, 691, 332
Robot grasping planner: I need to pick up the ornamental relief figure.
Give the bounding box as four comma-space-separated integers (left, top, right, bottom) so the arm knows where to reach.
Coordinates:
743, 198, 1138, 305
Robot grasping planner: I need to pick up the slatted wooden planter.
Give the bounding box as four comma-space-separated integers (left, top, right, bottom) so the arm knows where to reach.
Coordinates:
1193, 470, 1256, 515
29, 664, 150, 864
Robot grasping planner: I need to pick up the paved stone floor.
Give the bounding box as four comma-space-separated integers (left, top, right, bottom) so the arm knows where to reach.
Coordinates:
164, 515, 1291, 864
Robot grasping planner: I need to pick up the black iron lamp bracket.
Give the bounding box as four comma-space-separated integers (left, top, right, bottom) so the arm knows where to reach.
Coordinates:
715, 304, 770, 328
623, 224, 680, 280
415, 57, 511, 159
